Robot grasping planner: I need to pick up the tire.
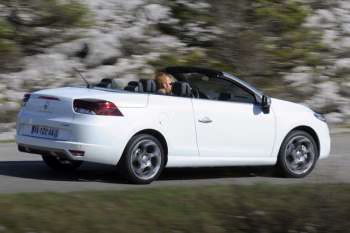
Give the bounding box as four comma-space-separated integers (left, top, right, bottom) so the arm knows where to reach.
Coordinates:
42, 155, 83, 171
277, 130, 319, 178
118, 134, 165, 184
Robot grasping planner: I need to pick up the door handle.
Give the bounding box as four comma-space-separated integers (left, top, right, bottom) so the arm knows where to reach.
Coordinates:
198, 117, 213, 123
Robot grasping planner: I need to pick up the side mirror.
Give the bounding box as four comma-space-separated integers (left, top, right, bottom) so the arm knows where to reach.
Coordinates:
261, 95, 271, 114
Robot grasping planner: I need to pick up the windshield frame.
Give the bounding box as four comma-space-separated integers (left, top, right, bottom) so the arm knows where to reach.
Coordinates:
223, 72, 263, 103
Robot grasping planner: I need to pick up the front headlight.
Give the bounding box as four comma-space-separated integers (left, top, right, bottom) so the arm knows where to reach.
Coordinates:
314, 112, 327, 123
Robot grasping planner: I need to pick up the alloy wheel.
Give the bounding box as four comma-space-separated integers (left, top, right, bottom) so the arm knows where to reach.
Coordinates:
130, 139, 162, 180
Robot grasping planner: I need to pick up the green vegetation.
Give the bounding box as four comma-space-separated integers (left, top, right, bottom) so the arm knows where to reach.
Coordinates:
0, 139, 15, 143
253, 0, 326, 69
0, 19, 20, 70
0, 184, 349, 232
159, 1, 215, 47
254, 0, 308, 32
0, 110, 18, 123
0, 19, 14, 38
23, 0, 91, 28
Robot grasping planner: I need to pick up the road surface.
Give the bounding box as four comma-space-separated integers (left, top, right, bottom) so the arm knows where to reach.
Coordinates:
0, 133, 348, 193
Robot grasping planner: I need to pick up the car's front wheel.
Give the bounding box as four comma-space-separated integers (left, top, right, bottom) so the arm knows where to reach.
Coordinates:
42, 155, 83, 171
277, 130, 318, 178
118, 134, 165, 184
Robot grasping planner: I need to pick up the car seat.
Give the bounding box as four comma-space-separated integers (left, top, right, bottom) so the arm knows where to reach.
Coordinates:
140, 79, 157, 93
124, 81, 144, 92
172, 81, 192, 97
96, 78, 113, 88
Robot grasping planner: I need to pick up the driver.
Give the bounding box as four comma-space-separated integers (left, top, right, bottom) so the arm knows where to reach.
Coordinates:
155, 72, 172, 95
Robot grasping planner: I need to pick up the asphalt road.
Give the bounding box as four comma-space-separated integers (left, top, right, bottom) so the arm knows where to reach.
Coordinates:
0, 133, 349, 193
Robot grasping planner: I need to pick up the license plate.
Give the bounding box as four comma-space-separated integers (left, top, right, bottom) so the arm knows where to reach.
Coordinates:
31, 125, 59, 139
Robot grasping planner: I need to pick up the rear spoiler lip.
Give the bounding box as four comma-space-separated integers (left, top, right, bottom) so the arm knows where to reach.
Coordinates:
38, 96, 61, 101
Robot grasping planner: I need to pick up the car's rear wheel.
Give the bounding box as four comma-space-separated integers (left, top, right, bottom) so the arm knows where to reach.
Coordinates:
277, 130, 318, 178
118, 134, 165, 184
42, 155, 83, 171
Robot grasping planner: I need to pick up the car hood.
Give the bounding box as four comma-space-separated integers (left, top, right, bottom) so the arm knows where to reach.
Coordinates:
271, 98, 313, 114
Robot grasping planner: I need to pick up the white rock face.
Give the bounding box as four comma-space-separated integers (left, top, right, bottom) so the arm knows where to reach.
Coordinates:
340, 82, 350, 96
144, 4, 170, 22
325, 112, 344, 124
322, 30, 340, 48
83, 36, 121, 68
339, 37, 350, 51
339, 0, 350, 10
24, 54, 76, 76
342, 23, 350, 35
85, 65, 119, 81
335, 58, 350, 72
305, 81, 347, 115
317, 9, 337, 24
3, 90, 25, 102
296, 0, 350, 124
283, 67, 315, 95
47, 39, 88, 57
0, 102, 20, 111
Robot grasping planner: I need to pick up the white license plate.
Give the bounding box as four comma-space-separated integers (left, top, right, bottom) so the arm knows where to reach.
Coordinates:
31, 125, 59, 139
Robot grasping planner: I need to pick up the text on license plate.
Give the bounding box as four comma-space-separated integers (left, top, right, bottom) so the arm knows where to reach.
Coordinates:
31, 125, 59, 139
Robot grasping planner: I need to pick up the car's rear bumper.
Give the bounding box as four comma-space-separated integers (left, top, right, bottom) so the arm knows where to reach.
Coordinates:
16, 135, 121, 165
15, 107, 139, 165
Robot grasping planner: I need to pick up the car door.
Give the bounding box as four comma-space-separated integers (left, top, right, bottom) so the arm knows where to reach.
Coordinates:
190, 76, 275, 158
148, 94, 199, 158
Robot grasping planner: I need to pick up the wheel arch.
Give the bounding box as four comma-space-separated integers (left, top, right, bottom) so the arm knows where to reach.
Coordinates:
123, 129, 169, 165
288, 125, 320, 157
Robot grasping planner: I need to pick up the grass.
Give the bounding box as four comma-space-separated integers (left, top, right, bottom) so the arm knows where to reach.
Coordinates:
0, 184, 349, 233
0, 139, 15, 143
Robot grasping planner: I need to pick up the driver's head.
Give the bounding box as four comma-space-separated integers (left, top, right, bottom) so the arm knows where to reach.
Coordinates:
155, 72, 172, 94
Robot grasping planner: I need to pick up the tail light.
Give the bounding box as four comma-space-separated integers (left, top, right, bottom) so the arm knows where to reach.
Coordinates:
73, 99, 123, 116
22, 93, 31, 106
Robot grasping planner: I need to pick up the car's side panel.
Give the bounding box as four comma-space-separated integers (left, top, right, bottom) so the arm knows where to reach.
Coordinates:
166, 156, 276, 167
191, 99, 276, 158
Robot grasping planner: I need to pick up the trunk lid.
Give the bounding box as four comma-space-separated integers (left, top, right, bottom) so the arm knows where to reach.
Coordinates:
24, 87, 148, 116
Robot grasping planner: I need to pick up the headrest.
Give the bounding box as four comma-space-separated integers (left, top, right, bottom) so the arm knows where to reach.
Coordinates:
140, 79, 157, 93
96, 78, 113, 88
172, 81, 192, 97
124, 81, 144, 92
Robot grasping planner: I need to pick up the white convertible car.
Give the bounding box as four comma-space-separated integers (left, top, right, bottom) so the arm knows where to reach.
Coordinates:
16, 66, 331, 184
